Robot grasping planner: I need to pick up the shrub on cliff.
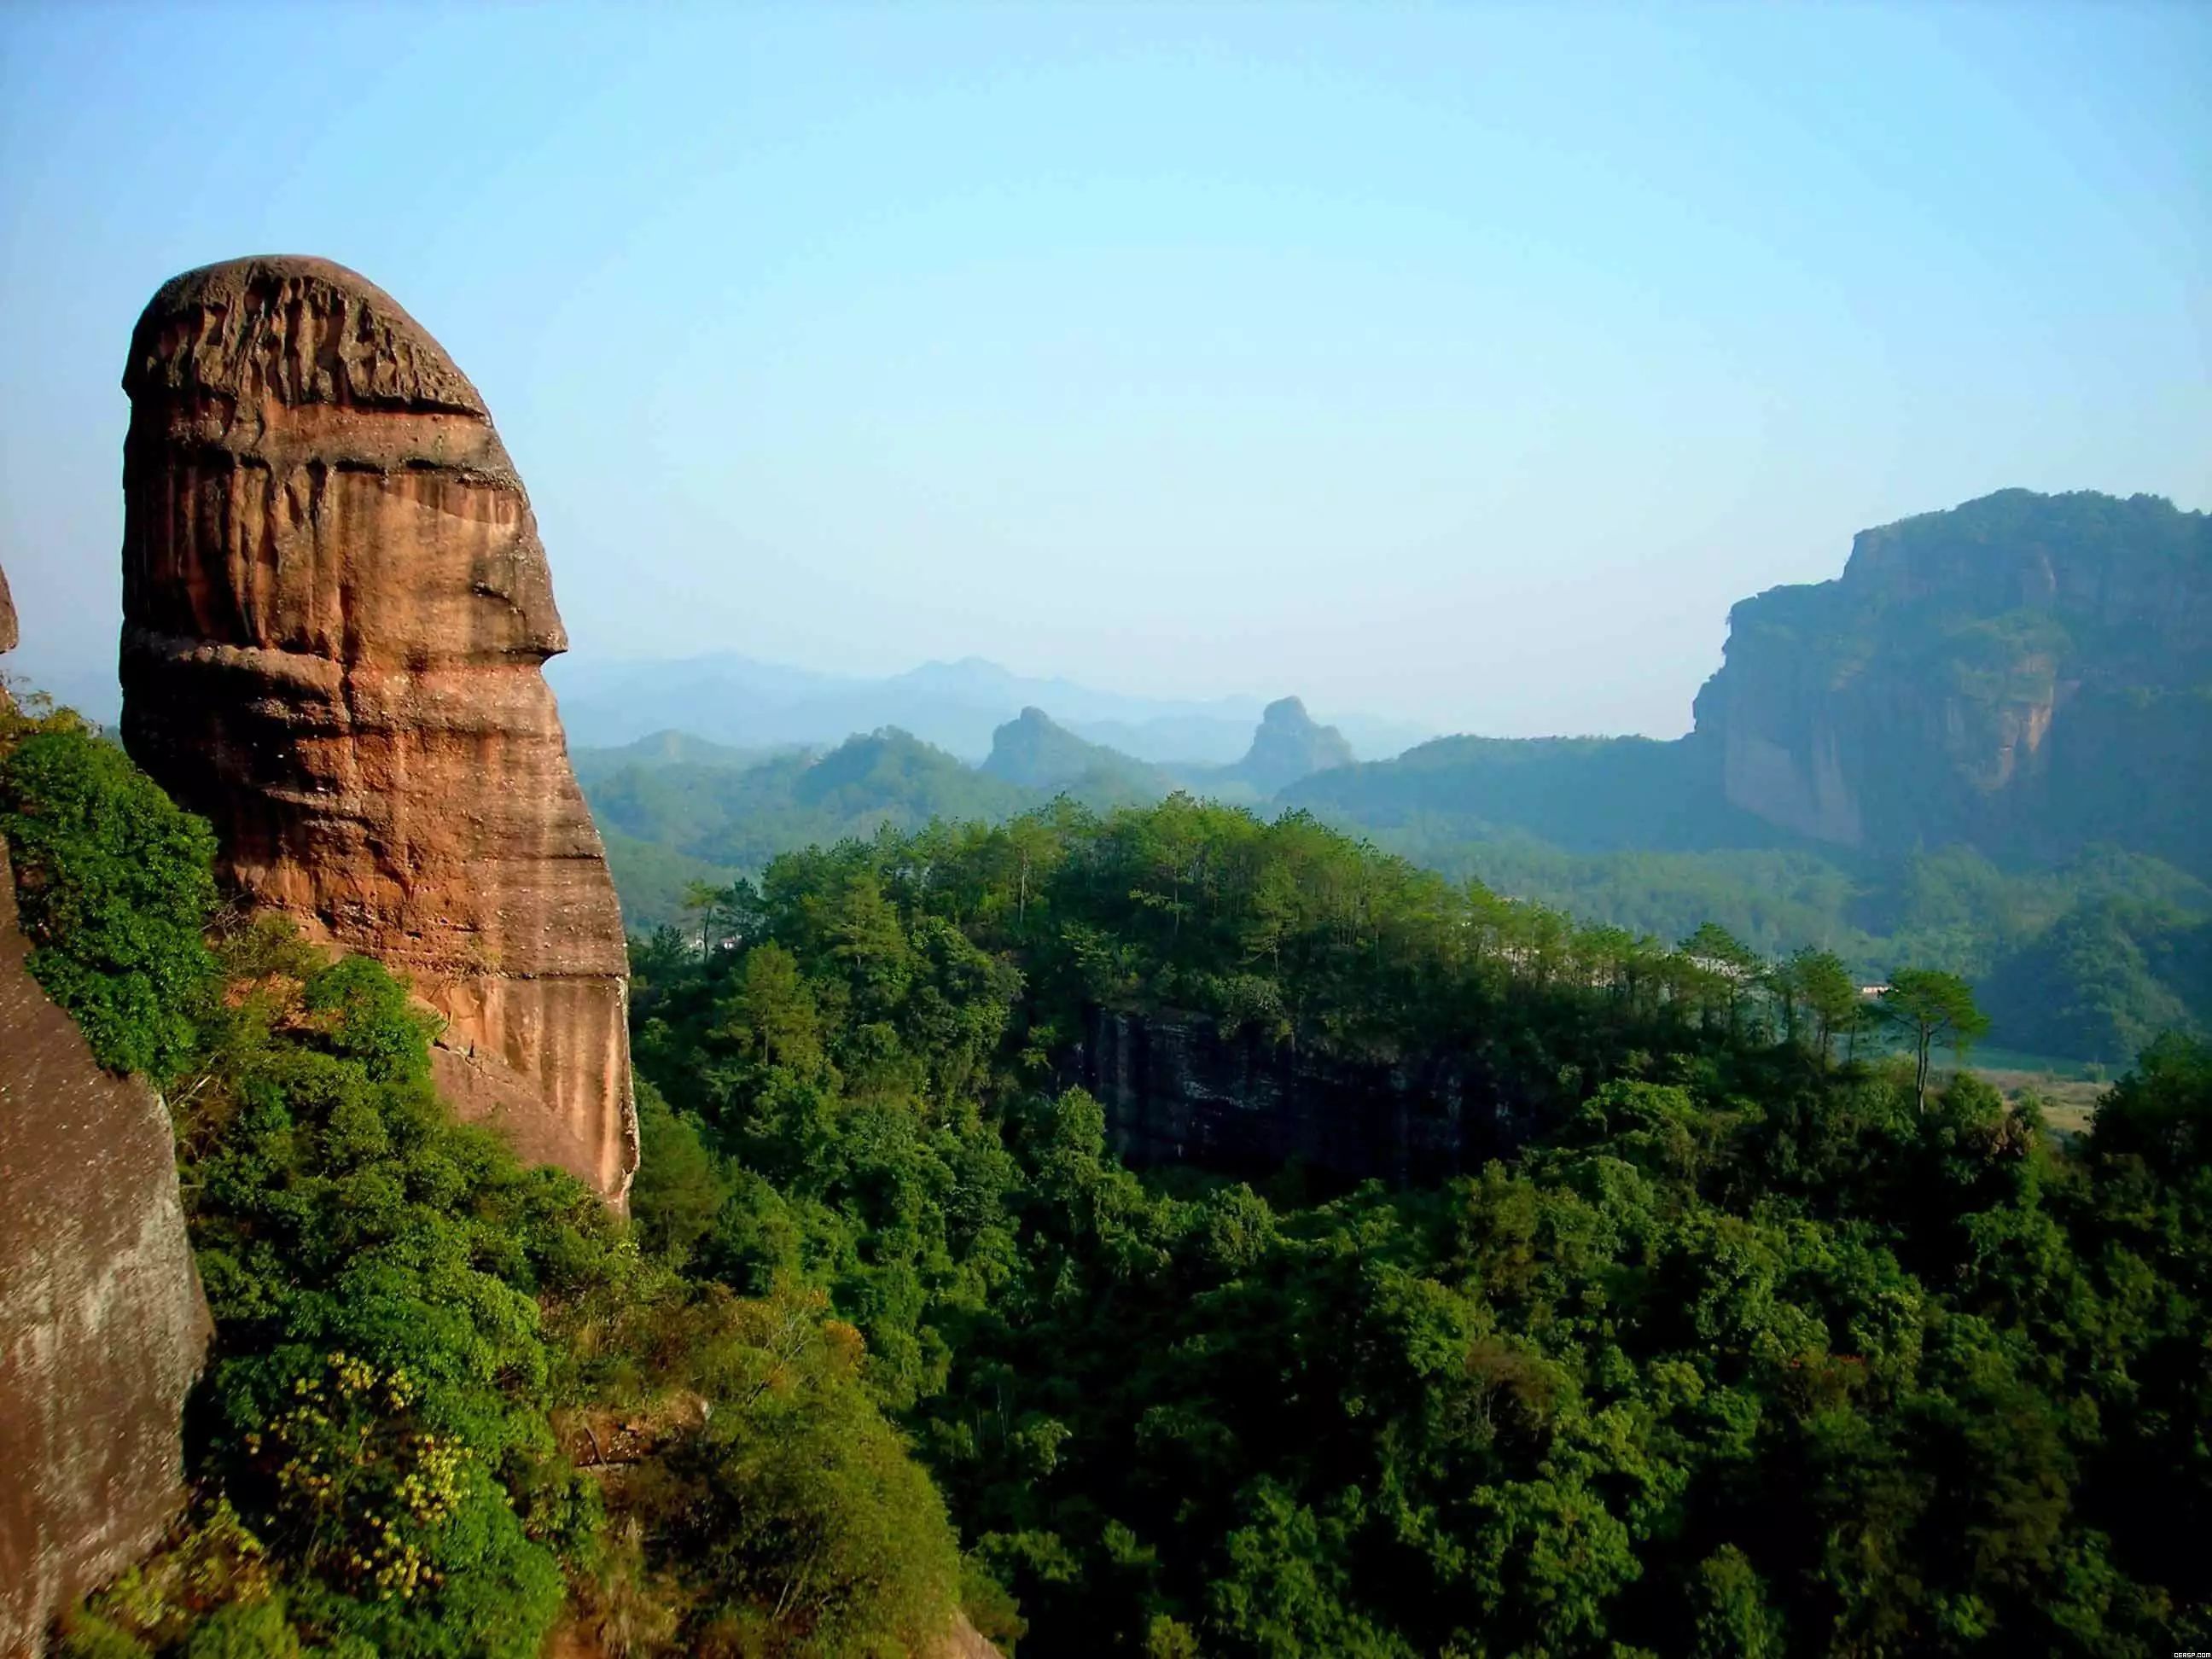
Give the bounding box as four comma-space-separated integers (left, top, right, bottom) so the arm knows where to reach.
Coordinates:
0, 718, 217, 1080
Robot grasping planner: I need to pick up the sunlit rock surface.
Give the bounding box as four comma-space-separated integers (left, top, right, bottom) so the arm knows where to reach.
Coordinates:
118, 256, 637, 1200
1691, 489, 2212, 870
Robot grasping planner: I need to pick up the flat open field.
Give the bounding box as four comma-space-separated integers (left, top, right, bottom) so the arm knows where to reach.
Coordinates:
1970, 1067, 2108, 1138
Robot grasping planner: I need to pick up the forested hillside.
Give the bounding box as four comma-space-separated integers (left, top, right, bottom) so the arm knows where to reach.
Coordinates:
582, 728, 1032, 928
1337, 830, 2212, 1069
584, 741, 2209, 1067
9, 700, 2210, 1656
2, 705, 986, 1657
981, 708, 1177, 806
630, 798, 2212, 1655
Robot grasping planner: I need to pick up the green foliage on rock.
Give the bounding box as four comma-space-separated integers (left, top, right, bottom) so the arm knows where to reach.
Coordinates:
7, 721, 968, 1659
0, 716, 218, 1080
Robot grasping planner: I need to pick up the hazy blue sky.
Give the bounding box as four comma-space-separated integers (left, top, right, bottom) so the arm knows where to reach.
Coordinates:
3, 2, 2205, 736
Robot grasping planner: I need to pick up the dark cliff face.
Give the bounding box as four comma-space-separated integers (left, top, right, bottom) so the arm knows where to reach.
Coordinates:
1691, 489, 2212, 871
1075, 1007, 1545, 1186
0, 573, 211, 1649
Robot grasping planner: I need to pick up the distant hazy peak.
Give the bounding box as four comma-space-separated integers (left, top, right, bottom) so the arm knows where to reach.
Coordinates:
983, 704, 1162, 791
1234, 696, 1355, 795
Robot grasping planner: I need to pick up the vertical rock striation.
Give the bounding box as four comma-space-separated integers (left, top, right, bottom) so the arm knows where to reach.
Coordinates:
1, 562, 212, 1655
117, 256, 637, 1200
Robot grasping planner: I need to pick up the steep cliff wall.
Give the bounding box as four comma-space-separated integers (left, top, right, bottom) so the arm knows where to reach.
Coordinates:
1691, 489, 2212, 870
1, 570, 211, 1656
1076, 1007, 1540, 1185
117, 256, 636, 1200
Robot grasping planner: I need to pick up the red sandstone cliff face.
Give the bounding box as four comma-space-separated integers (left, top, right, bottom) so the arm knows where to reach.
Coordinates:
118, 256, 637, 1201
1, 566, 212, 1656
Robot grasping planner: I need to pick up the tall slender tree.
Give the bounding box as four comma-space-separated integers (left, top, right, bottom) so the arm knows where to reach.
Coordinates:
1879, 967, 1991, 1110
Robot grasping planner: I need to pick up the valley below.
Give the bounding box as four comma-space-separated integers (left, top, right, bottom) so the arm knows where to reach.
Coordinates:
576, 489, 2210, 1075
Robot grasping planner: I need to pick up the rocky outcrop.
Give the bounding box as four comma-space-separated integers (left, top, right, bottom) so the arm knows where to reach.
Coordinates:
1, 567, 212, 1656
986, 707, 1114, 789
1691, 490, 2212, 871
0, 562, 15, 654
1075, 1006, 1540, 1186
117, 256, 636, 1201
1227, 696, 1355, 797
1288, 491, 2209, 872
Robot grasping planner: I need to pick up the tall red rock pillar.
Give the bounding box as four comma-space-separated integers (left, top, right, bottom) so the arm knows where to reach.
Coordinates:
118, 256, 637, 1202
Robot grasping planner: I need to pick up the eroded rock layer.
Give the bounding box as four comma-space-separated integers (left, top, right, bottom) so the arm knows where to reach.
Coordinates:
119, 256, 636, 1200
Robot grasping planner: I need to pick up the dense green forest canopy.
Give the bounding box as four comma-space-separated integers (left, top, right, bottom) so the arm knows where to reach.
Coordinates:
2, 709, 981, 1659
629, 796, 2211, 1656
12, 695, 2208, 1652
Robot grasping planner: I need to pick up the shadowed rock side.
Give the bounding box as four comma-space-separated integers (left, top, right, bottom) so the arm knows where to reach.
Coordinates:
1076, 1007, 1544, 1187
117, 256, 636, 1201
0, 573, 211, 1655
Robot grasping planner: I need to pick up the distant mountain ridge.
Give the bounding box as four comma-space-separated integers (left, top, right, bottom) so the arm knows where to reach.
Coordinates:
573, 488, 2208, 1064
548, 650, 1429, 764
581, 696, 1372, 930
568, 729, 797, 785
1220, 696, 1356, 796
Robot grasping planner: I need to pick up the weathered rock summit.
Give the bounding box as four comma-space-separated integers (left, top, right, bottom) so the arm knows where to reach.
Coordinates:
2, 562, 212, 1655
118, 256, 637, 1201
